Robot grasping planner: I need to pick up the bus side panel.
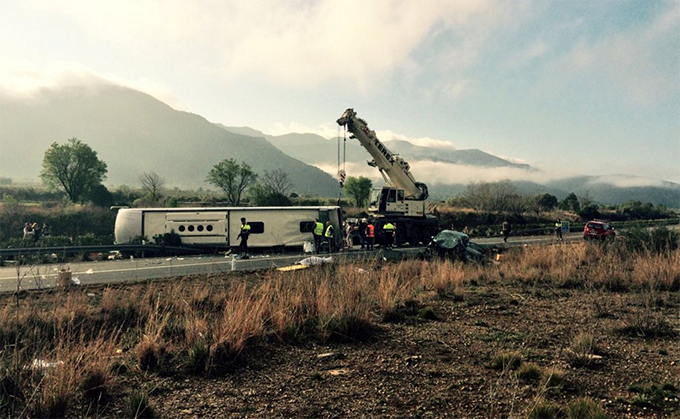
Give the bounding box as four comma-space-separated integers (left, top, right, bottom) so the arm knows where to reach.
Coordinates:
142, 212, 167, 242
165, 212, 228, 245
114, 209, 143, 244
229, 209, 320, 248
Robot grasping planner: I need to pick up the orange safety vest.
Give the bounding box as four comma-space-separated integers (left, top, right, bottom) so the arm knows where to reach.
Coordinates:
366, 224, 374, 238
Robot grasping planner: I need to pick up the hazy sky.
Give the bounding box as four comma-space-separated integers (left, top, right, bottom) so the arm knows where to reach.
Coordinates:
2, 0, 679, 183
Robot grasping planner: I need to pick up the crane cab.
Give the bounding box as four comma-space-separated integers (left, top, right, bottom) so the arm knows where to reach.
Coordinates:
370, 186, 405, 213
370, 186, 426, 217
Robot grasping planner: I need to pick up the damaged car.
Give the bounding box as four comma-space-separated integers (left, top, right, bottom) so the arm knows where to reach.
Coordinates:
420, 230, 488, 262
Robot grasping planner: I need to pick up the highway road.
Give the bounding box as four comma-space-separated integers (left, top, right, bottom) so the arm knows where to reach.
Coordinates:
0, 230, 590, 294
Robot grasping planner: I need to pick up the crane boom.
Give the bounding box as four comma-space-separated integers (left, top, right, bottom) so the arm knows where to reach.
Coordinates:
335, 108, 438, 247
337, 108, 428, 200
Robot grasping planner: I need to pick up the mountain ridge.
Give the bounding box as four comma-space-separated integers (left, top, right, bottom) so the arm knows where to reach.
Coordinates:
1, 83, 677, 207
0, 85, 341, 196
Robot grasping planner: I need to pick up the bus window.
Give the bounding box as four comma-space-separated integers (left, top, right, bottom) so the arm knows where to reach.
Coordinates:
300, 221, 315, 233
247, 222, 265, 234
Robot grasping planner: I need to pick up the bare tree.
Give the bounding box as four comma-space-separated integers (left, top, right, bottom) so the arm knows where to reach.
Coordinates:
139, 171, 166, 203
464, 180, 523, 213
261, 168, 294, 196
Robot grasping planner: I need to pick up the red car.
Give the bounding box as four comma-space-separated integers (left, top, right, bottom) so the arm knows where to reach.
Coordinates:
583, 220, 616, 241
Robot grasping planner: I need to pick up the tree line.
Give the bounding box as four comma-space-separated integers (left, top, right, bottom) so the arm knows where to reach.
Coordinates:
7, 138, 675, 222
446, 180, 674, 221
20, 137, 372, 208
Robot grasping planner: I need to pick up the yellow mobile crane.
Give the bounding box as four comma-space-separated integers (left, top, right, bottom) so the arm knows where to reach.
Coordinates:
337, 108, 438, 246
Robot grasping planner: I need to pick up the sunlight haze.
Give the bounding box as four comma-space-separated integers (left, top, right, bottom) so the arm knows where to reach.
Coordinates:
1, 0, 678, 183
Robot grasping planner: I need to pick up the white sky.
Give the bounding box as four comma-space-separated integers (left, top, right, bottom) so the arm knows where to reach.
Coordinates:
1, 0, 679, 183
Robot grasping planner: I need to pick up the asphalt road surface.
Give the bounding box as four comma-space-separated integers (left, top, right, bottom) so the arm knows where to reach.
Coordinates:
0, 229, 603, 294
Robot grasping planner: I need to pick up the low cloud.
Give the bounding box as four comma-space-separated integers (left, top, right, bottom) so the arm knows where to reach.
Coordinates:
314, 159, 574, 186
0, 61, 104, 97
377, 130, 456, 149
314, 159, 673, 190
0, 60, 183, 109
587, 175, 666, 189
265, 122, 458, 150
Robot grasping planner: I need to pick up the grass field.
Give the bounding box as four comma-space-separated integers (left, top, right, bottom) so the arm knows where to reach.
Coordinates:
0, 241, 678, 418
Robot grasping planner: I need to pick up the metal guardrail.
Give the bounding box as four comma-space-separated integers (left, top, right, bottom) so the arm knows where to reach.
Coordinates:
0, 244, 206, 258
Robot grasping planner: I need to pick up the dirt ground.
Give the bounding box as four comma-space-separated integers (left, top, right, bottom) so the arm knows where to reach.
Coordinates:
75, 273, 679, 419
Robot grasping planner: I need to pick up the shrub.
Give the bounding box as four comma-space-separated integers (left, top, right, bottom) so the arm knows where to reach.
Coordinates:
517, 362, 542, 382
566, 397, 608, 419
529, 399, 563, 419
620, 226, 679, 254
541, 367, 567, 392
136, 338, 167, 372
569, 332, 602, 368
126, 390, 157, 419
152, 231, 182, 247
626, 382, 679, 410
490, 351, 522, 370
186, 340, 210, 374
80, 367, 109, 403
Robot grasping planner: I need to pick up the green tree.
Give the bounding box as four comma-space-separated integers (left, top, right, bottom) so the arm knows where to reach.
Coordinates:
205, 159, 258, 206
531, 193, 558, 215
87, 184, 114, 208
40, 138, 108, 203
560, 192, 580, 212
249, 184, 293, 206
344, 176, 372, 207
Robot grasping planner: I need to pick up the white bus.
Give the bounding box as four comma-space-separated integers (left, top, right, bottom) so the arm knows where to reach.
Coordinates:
114, 206, 342, 251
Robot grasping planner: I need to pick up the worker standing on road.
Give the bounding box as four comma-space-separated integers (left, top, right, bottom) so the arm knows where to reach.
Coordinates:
345, 220, 354, 250
313, 218, 324, 253
555, 218, 563, 241
502, 219, 511, 243
383, 221, 395, 250
359, 218, 368, 249
324, 220, 335, 253
237, 217, 251, 258
365, 220, 375, 250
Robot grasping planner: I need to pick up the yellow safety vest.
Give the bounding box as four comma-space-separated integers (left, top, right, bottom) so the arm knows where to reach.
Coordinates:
383, 223, 395, 232
324, 225, 334, 237
240, 224, 251, 237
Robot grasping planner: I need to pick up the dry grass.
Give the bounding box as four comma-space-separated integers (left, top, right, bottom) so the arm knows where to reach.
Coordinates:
210, 283, 268, 364
0, 243, 677, 416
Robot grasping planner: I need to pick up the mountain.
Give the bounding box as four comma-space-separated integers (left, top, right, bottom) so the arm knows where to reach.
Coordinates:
223, 127, 680, 207
0, 84, 340, 196
222, 127, 532, 169
2, 82, 677, 207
